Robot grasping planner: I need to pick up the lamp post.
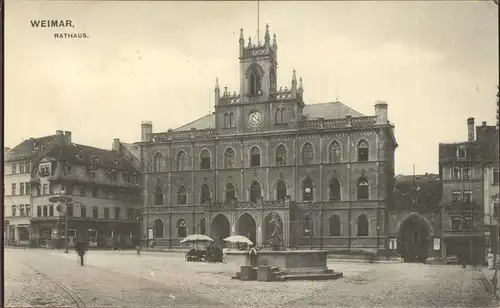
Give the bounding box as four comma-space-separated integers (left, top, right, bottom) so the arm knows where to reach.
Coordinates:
49, 194, 83, 254
305, 187, 313, 250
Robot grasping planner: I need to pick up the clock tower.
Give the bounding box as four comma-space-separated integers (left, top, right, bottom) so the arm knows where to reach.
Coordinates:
213, 24, 304, 133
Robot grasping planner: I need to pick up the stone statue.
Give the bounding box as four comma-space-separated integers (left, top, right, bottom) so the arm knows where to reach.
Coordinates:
267, 212, 284, 251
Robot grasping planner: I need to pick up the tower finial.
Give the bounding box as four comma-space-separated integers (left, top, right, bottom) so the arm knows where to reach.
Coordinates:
239, 28, 244, 44
272, 33, 277, 49
264, 23, 270, 43
292, 68, 297, 81
299, 77, 303, 92
257, 0, 260, 45
248, 36, 252, 47
215, 77, 220, 90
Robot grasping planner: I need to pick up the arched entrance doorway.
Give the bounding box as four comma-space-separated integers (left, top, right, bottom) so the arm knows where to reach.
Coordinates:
212, 214, 230, 247
153, 219, 164, 238
237, 213, 257, 246
397, 214, 431, 262
263, 212, 283, 250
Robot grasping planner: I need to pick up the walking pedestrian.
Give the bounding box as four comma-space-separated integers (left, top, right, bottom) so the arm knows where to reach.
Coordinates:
75, 238, 87, 266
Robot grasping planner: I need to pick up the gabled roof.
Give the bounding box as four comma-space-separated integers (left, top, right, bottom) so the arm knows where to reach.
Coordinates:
5, 135, 59, 161
40, 142, 138, 173
174, 101, 365, 131
393, 174, 441, 208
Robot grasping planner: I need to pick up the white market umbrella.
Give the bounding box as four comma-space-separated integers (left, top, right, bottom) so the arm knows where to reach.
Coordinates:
180, 234, 214, 244
223, 235, 253, 246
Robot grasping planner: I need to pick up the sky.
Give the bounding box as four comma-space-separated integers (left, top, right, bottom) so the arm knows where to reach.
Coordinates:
5, 1, 499, 175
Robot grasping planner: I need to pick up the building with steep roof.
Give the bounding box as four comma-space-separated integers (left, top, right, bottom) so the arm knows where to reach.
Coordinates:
136, 24, 398, 251
27, 134, 141, 248
438, 118, 497, 263
3, 132, 63, 246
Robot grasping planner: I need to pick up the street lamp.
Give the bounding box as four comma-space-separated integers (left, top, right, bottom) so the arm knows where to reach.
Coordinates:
305, 187, 313, 250
49, 194, 83, 253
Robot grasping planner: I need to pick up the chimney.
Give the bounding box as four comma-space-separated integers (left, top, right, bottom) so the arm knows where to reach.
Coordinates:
141, 121, 153, 142
467, 117, 475, 141
56, 130, 63, 136
64, 131, 72, 144
374, 101, 388, 125
112, 138, 120, 155
482, 121, 487, 127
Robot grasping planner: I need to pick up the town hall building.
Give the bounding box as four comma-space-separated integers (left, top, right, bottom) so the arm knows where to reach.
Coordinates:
136, 24, 398, 251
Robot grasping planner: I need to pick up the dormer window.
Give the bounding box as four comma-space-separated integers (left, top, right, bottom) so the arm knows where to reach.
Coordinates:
456, 147, 468, 159
91, 156, 100, 165
39, 163, 50, 176
74, 152, 84, 160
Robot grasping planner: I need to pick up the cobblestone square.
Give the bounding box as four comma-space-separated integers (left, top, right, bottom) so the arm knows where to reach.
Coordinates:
4, 248, 498, 308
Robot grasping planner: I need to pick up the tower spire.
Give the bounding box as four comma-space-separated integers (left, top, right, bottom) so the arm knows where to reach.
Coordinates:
257, 0, 260, 45
264, 23, 270, 44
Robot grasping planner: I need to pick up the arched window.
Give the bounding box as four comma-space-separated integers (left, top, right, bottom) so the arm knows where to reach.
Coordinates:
276, 180, 287, 201
275, 145, 287, 166
302, 143, 314, 164
452, 166, 461, 179
303, 215, 313, 236
200, 149, 211, 169
329, 142, 341, 163
224, 148, 235, 168
229, 112, 235, 128
177, 218, 187, 238
177, 185, 187, 205
153, 218, 164, 238
250, 146, 261, 167
224, 113, 229, 128
357, 140, 369, 162
154, 186, 164, 205
357, 177, 369, 200
250, 180, 262, 202
329, 177, 341, 201
275, 108, 285, 124
250, 72, 261, 95
177, 151, 188, 171
199, 218, 206, 235
225, 183, 236, 203
153, 153, 164, 172
303, 177, 313, 201
357, 214, 369, 236
200, 184, 211, 204
329, 215, 341, 236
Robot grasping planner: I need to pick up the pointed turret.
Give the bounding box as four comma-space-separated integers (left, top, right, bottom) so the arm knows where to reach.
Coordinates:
214, 77, 220, 106
239, 28, 245, 57
272, 33, 277, 50
239, 28, 244, 44
248, 37, 252, 48
291, 69, 297, 98
264, 23, 270, 45
298, 77, 304, 94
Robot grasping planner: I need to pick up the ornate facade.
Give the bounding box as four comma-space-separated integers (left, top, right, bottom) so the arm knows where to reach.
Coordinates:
137, 25, 398, 250
28, 133, 141, 248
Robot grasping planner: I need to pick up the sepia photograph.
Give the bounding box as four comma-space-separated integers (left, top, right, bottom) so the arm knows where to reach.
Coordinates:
3, 1, 500, 307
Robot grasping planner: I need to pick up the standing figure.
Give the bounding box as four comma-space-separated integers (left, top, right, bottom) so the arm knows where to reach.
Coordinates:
75, 238, 87, 266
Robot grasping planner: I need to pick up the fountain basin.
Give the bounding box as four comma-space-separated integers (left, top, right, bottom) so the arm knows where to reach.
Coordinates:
225, 250, 343, 280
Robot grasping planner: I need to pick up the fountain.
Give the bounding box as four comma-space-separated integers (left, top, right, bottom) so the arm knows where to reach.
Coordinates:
225, 213, 343, 281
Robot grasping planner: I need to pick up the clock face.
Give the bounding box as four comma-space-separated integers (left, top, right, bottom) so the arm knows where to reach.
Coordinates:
248, 111, 263, 126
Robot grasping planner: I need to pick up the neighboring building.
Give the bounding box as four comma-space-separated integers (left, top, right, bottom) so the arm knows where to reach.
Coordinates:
136, 24, 398, 250
477, 121, 499, 255
29, 134, 141, 248
389, 173, 442, 261
439, 118, 485, 263
3, 133, 61, 246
